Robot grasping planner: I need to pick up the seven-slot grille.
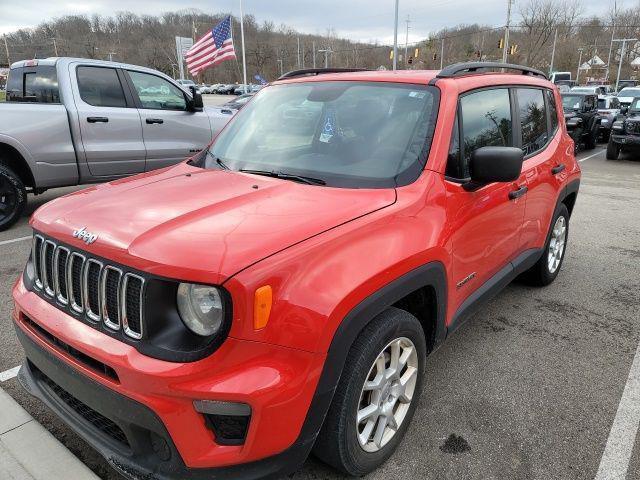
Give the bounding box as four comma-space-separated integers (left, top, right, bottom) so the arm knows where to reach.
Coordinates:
31, 234, 144, 340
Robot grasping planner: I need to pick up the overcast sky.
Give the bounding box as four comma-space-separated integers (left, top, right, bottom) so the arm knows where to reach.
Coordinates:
0, 0, 611, 43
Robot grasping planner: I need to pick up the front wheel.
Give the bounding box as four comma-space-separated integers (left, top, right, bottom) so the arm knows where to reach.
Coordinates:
0, 164, 27, 231
606, 139, 620, 160
313, 307, 426, 476
520, 203, 570, 286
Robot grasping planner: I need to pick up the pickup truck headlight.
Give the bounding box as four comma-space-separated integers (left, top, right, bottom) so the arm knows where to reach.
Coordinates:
177, 283, 225, 336
612, 121, 624, 131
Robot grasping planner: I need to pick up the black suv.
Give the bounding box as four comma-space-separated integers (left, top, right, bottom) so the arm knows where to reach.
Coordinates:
607, 96, 640, 160
561, 93, 600, 152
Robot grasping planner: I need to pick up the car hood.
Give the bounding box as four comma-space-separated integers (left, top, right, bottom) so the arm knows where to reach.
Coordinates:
31, 164, 396, 284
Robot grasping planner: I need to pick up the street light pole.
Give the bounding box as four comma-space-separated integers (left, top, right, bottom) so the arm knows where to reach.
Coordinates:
393, 0, 399, 70
576, 48, 584, 83
404, 15, 411, 67
502, 0, 513, 64
613, 38, 638, 91
239, 0, 248, 93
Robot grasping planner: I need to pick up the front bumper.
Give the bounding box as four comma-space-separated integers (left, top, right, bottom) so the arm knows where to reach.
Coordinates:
12, 278, 327, 479
610, 133, 640, 145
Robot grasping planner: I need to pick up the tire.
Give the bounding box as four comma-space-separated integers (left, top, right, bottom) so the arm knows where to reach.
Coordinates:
313, 307, 427, 476
520, 203, 570, 287
601, 130, 610, 143
585, 127, 598, 149
0, 164, 27, 232
571, 128, 582, 154
606, 138, 620, 160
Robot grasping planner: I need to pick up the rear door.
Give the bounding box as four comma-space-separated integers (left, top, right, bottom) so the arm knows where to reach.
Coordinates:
124, 70, 212, 171
72, 65, 146, 176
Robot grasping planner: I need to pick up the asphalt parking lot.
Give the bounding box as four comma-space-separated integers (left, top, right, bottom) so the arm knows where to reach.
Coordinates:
1, 144, 639, 479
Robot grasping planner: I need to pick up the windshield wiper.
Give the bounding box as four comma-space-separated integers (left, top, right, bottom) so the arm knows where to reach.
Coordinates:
239, 169, 326, 186
207, 150, 230, 170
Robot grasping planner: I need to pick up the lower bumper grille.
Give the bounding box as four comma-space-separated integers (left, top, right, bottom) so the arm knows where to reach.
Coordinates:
34, 361, 130, 448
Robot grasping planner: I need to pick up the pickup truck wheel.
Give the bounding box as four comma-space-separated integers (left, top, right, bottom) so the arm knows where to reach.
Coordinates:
313, 307, 426, 476
520, 203, 570, 287
0, 165, 27, 231
606, 139, 620, 160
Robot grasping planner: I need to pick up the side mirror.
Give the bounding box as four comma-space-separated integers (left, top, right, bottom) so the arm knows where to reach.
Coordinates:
465, 146, 523, 190
621, 106, 629, 115
188, 86, 204, 112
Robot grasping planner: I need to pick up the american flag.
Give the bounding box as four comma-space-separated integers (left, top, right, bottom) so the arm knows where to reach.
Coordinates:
185, 16, 236, 76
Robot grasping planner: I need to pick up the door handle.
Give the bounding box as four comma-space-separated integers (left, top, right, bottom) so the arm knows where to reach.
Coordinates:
551, 163, 566, 174
146, 118, 164, 124
87, 117, 108, 123
508, 185, 528, 200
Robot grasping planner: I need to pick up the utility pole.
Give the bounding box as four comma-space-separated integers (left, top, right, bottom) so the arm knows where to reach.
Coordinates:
440, 37, 444, 69
576, 48, 584, 82
549, 28, 558, 76
312, 41, 316, 68
404, 15, 411, 67
606, 0, 617, 82
502, 0, 513, 63
297, 37, 301, 68
319, 48, 331, 68
3, 35, 10, 65
613, 38, 638, 91
393, 0, 399, 70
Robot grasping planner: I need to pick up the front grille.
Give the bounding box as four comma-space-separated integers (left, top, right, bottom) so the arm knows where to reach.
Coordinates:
32, 234, 145, 340
626, 120, 640, 135
33, 362, 130, 448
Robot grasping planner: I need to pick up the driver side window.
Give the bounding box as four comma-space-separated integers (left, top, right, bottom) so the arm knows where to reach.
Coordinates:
127, 71, 187, 111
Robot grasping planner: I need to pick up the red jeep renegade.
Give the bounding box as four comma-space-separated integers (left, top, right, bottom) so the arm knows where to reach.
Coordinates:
12, 62, 580, 479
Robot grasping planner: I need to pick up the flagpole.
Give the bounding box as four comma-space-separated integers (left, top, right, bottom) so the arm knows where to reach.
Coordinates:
239, 0, 248, 93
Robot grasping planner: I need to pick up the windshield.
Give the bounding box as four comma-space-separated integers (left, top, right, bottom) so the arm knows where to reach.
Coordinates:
630, 98, 640, 111
570, 87, 594, 93
598, 99, 606, 109
561, 95, 583, 110
206, 81, 439, 188
619, 88, 640, 97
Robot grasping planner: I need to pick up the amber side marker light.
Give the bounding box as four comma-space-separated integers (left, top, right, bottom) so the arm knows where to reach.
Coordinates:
254, 285, 272, 330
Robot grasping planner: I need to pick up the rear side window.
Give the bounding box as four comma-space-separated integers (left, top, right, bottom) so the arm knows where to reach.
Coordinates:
516, 88, 548, 156
77, 66, 127, 108
6, 66, 60, 103
460, 88, 513, 164
546, 90, 559, 133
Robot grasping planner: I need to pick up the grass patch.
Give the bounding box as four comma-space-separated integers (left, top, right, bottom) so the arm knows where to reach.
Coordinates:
0, 91, 5, 102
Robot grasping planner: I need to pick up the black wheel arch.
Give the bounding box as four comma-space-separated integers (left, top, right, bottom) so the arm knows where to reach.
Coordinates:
0, 143, 35, 189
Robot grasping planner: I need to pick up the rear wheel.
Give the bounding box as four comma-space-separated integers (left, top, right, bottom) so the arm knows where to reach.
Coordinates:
606, 139, 620, 160
520, 203, 569, 286
585, 126, 598, 149
0, 164, 27, 231
313, 307, 426, 476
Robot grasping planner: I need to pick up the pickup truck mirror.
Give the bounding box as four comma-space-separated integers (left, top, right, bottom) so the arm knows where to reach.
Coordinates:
465, 146, 523, 189
188, 86, 204, 112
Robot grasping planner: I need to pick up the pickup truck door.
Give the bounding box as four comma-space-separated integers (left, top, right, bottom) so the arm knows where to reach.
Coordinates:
72, 65, 146, 176
124, 70, 212, 171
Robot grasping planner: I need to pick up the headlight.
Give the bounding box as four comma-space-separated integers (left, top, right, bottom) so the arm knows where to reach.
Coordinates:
601, 119, 609, 124
612, 121, 624, 131
177, 283, 225, 336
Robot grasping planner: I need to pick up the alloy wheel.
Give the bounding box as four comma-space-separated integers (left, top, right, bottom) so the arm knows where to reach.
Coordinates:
356, 337, 419, 452
547, 216, 567, 274
0, 175, 18, 221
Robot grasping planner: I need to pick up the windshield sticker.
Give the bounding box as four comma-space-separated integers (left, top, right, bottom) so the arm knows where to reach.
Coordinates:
409, 91, 426, 99
319, 109, 337, 143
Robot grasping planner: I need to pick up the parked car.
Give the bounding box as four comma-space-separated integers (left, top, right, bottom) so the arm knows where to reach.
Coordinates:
176, 79, 200, 93
12, 62, 580, 480
0, 58, 236, 230
561, 92, 600, 151
616, 86, 640, 106
617, 79, 638, 91
570, 85, 609, 96
216, 83, 237, 94
597, 95, 622, 142
607, 96, 640, 159
198, 84, 213, 94
550, 71, 572, 83
208, 93, 256, 132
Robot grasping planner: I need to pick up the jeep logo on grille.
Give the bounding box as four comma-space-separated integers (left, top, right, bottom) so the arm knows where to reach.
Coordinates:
73, 227, 98, 245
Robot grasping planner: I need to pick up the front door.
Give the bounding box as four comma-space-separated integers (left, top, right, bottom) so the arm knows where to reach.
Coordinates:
125, 70, 213, 171
445, 88, 527, 314
72, 65, 146, 177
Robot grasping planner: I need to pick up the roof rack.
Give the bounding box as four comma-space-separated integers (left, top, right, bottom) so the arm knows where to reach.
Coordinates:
277, 68, 369, 80
437, 62, 547, 80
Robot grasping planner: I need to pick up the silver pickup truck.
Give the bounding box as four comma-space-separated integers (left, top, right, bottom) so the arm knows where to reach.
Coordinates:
0, 57, 234, 230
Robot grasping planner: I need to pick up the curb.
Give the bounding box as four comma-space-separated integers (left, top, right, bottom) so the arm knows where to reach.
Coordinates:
0, 386, 98, 480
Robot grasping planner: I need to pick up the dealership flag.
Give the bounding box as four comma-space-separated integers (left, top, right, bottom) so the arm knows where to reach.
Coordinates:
185, 16, 236, 75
